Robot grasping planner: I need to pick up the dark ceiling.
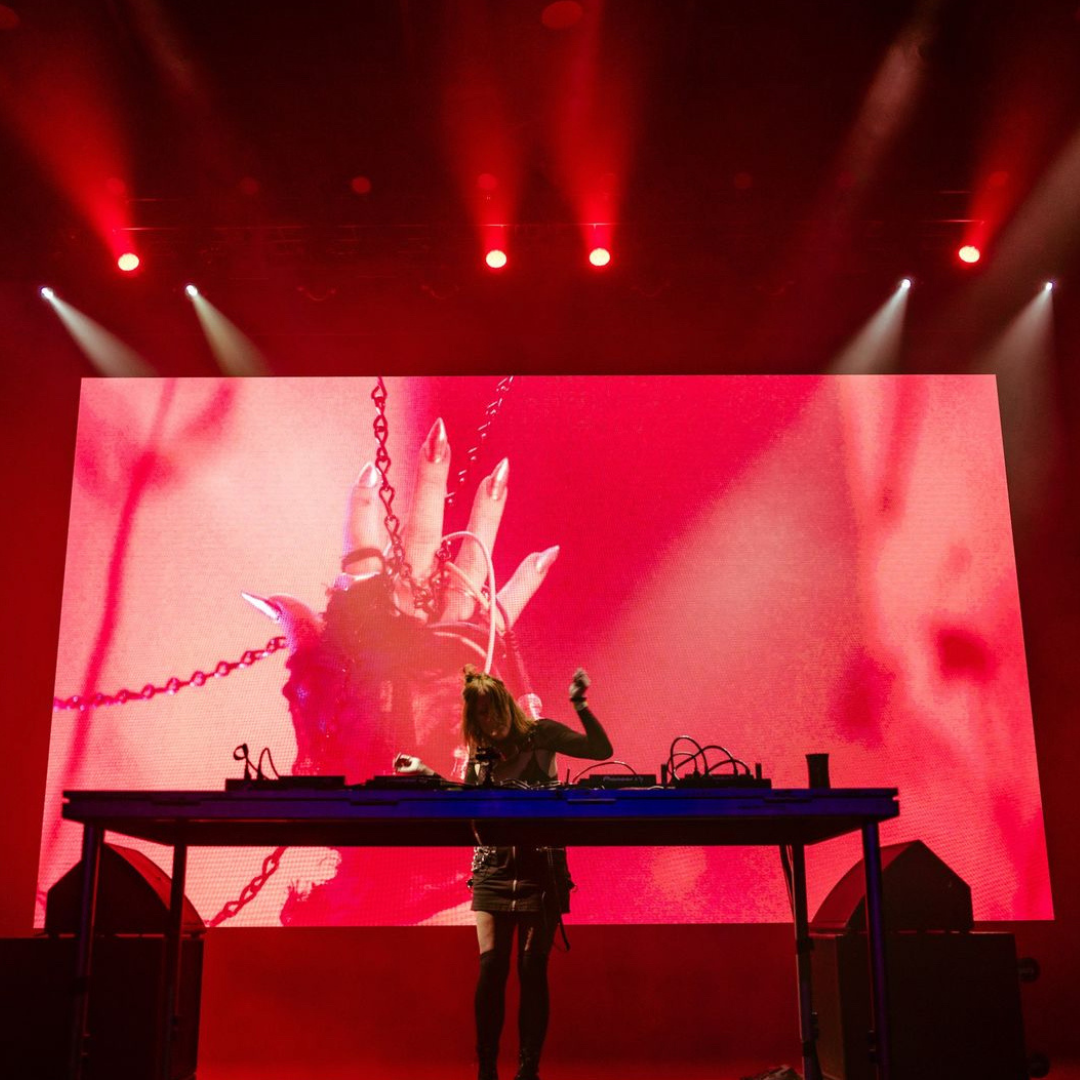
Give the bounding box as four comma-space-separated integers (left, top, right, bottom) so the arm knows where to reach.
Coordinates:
0, 0, 1077, 380
3, 0, 1079, 277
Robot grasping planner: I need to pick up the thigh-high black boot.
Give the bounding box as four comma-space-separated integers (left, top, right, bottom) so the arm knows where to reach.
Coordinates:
476, 947, 511, 1080
515, 946, 551, 1080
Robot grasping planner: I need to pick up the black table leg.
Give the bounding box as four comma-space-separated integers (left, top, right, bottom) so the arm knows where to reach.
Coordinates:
158, 842, 188, 1080
790, 844, 821, 1080
68, 823, 103, 1080
861, 822, 892, 1079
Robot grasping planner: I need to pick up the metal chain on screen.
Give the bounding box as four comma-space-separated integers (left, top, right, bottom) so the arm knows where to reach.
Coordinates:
52, 375, 516, 710
52, 376, 516, 927
52, 638, 288, 712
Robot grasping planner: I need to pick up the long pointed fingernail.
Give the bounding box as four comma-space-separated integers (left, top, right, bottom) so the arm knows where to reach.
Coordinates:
488, 458, 509, 501
424, 418, 449, 463
356, 461, 380, 487
241, 591, 281, 621
535, 545, 560, 574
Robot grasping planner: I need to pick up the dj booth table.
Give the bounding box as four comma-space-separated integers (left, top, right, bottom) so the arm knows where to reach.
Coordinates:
62, 784, 899, 1080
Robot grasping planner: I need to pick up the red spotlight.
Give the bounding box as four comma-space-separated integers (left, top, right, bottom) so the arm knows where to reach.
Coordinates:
588, 247, 611, 268
117, 252, 140, 273
485, 249, 508, 271
957, 245, 981, 265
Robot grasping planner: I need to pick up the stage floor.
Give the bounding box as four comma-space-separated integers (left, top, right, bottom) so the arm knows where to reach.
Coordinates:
200, 1066, 784, 1080
198, 1060, 1079, 1080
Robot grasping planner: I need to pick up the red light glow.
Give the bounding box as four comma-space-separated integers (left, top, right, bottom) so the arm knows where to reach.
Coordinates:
958, 245, 981, 265
484, 249, 507, 270
589, 247, 611, 268
541, 1, 583, 30
2, 27, 132, 261
117, 252, 140, 273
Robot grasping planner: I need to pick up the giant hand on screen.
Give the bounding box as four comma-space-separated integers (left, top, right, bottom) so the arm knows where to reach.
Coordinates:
336, 418, 556, 627
242, 418, 559, 780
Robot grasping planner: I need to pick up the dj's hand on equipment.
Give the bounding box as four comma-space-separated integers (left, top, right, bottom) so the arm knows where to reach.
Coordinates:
393, 753, 435, 777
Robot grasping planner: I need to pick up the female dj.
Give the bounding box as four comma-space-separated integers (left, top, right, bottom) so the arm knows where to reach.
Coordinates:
397, 665, 612, 1080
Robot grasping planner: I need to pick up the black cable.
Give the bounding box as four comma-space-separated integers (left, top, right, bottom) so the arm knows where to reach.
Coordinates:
568, 759, 640, 783
668, 739, 753, 779
257, 746, 281, 780
543, 848, 572, 953
779, 845, 796, 918
696, 744, 751, 776
669, 750, 704, 776
667, 735, 705, 781
233, 743, 255, 780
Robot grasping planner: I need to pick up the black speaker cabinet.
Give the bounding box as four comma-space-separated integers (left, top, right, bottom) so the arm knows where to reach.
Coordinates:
810, 932, 1026, 1080
811, 840, 973, 933
0, 936, 203, 1080
45, 844, 204, 936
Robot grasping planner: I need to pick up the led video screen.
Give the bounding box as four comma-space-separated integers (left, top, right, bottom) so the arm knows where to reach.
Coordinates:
38, 376, 1051, 926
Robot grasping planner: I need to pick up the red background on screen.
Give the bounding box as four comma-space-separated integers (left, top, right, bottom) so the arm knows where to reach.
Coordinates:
38, 375, 1050, 926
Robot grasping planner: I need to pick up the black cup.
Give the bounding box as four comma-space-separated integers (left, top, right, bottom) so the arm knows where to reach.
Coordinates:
806, 753, 830, 789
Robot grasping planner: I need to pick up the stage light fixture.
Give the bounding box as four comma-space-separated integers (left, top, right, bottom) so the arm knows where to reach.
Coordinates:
958, 245, 981, 265
117, 252, 140, 273
900, 278, 912, 290
485, 249, 508, 271
588, 247, 611, 268
40, 286, 55, 301
1043, 281, 1055, 292
185, 284, 199, 298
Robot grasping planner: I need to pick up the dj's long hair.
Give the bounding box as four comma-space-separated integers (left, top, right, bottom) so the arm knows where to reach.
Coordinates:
460, 665, 535, 753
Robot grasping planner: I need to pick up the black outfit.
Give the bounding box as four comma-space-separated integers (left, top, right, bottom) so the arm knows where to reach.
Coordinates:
470, 703, 612, 1080
467, 707, 611, 915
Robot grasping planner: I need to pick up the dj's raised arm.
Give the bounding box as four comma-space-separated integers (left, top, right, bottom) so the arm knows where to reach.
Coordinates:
460, 667, 612, 786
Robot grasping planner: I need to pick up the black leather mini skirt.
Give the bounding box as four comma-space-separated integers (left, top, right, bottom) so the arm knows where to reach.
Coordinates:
468, 845, 574, 914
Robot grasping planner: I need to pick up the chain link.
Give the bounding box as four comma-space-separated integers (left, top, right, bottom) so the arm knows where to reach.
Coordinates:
55, 639, 291, 926
369, 375, 517, 615
370, 377, 416, 590
55, 378, 515, 707
444, 375, 515, 510
214, 378, 519, 924
58, 378, 516, 925
52, 637, 287, 712
205, 846, 287, 928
